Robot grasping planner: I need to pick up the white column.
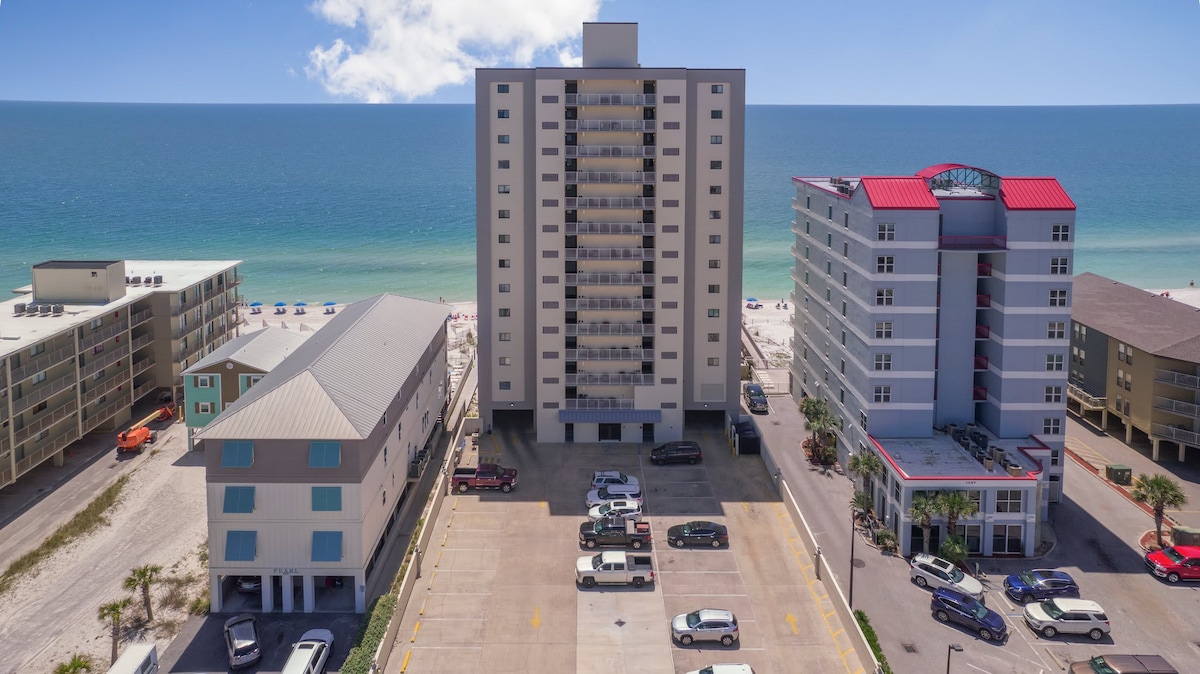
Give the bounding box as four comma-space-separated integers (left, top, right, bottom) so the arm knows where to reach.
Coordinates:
303, 575, 315, 613
281, 574, 294, 613
210, 574, 223, 613
355, 572, 366, 613
261, 574, 274, 612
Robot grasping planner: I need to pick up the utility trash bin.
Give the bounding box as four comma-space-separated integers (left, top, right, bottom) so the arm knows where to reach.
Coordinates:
1106, 464, 1132, 486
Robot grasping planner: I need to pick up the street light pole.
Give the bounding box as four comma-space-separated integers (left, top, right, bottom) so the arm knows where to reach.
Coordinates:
848, 511, 857, 608
946, 643, 963, 673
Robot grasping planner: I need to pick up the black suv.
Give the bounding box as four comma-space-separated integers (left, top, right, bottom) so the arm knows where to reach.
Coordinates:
743, 383, 769, 413
650, 441, 702, 465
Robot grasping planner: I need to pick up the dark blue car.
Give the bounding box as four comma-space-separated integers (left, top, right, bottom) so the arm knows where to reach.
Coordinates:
931, 587, 1007, 641
1002, 569, 1079, 604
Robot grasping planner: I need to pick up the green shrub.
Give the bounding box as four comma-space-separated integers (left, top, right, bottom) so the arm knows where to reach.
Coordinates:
188, 595, 210, 616
340, 593, 397, 674
854, 609, 893, 674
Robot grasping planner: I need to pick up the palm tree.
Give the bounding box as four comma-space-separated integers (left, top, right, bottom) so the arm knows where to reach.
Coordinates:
908, 493, 941, 555
98, 597, 132, 665
54, 654, 94, 674
938, 490, 979, 537
850, 490, 874, 527
1131, 473, 1188, 548
847, 451, 884, 490
124, 564, 162, 622
799, 396, 828, 447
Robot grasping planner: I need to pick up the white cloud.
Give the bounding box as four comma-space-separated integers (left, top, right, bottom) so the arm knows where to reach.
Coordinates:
307, 0, 602, 103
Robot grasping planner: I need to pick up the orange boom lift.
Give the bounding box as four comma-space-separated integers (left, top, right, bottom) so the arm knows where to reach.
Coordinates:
116, 399, 176, 453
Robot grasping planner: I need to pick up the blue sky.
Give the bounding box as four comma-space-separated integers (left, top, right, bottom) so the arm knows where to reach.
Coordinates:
0, 0, 1197, 105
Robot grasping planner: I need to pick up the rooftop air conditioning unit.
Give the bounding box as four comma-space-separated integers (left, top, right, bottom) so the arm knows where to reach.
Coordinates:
154, 275, 163, 285
26, 304, 40, 315
39, 305, 51, 315
14, 302, 26, 315
131, 276, 142, 285
52, 304, 64, 315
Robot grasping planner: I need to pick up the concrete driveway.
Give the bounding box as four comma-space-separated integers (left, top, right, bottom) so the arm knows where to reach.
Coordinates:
160, 612, 359, 673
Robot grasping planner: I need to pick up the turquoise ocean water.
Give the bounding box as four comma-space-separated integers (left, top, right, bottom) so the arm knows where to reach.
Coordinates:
1, 102, 1198, 303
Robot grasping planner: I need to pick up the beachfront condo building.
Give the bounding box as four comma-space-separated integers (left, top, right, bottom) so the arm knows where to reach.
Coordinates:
475, 23, 745, 442
1070, 272, 1200, 463
790, 164, 1076, 557
197, 294, 448, 614
0, 260, 241, 491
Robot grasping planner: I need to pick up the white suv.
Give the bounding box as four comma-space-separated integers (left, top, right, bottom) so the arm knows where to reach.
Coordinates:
591, 470, 640, 489
586, 484, 644, 507
909, 553, 984, 600
1023, 598, 1110, 640
281, 628, 334, 674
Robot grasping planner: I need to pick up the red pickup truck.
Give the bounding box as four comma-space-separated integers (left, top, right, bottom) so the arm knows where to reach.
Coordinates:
452, 463, 519, 493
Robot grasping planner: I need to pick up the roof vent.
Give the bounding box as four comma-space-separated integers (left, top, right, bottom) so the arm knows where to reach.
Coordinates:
131, 276, 142, 285
52, 304, 64, 315
26, 304, 40, 315
14, 302, 26, 315
154, 275, 163, 285
39, 304, 51, 315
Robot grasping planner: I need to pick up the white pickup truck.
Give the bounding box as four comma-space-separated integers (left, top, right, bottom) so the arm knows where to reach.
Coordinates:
575, 551, 655, 588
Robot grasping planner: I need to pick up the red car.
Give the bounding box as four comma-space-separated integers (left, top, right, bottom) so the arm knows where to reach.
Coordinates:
1144, 545, 1200, 583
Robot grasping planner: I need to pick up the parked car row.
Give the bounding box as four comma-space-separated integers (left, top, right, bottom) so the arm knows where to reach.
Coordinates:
221, 615, 333, 672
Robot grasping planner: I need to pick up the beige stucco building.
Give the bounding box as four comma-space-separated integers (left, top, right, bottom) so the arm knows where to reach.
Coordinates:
475, 23, 746, 442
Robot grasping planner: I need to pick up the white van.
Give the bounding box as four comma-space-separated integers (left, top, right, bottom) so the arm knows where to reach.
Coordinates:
106, 643, 158, 674
281, 629, 334, 674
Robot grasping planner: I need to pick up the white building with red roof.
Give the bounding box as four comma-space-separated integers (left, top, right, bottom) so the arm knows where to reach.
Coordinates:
789, 164, 1075, 557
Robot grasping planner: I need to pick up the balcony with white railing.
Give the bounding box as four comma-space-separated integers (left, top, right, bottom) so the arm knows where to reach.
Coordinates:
1153, 396, 1200, 419
566, 222, 655, 236
565, 145, 657, 158
1068, 383, 1105, 410
83, 400, 124, 433
1152, 423, 1200, 447
132, 355, 156, 377
566, 93, 656, 106
82, 373, 128, 406
566, 373, 654, 386
10, 343, 76, 382
133, 380, 157, 401
80, 321, 129, 350
566, 273, 654, 286
12, 373, 76, 412
566, 348, 655, 361
15, 429, 79, 476
1156, 369, 1200, 390
566, 171, 656, 185
82, 346, 130, 378
563, 398, 636, 410
130, 333, 153, 353
566, 298, 655, 311
564, 248, 655, 261
130, 308, 153, 327
565, 323, 655, 336
566, 119, 656, 132
565, 196, 656, 210
13, 399, 77, 445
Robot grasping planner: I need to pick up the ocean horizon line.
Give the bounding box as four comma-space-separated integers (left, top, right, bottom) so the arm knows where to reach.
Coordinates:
3, 100, 1199, 109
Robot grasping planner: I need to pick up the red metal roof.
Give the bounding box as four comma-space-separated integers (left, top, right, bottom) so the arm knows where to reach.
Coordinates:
1000, 178, 1076, 211
859, 177, 940, 210
915, 163, 977, 179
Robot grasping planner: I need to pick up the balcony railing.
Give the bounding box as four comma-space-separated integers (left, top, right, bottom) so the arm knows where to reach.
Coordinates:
566, 222, 655, 235
564, 247, 655, 261
13, 399, 77, 445
81, 346, 130, 378
566, 298, 655, 311
132, 380, 157, 401
80, 321, 129, 350
973, 356, 989, 371
566, 348, 655, 361
566, 273, 654, 286
938, 235, 1007, 251
15, 430, 78, 476
1152, 423, 1200, 447
564, 398, 636, 410
130, 308, 153, 327
566, 373, 654, 386
1155, 369, 1200, 390
82, 374, 127, 406
83, 400, 124, 434
973, 386, 988, 401
565, 171, 656, 184
566, 93, 656, 106
10, 343, 76, 382
565, 145, 657, 158
1067, 383, 1105, 409
565, 196, 656, 209
566, 119, 656, 132
977, 263, 993, 277
976, 294, 992, 308
565, 323, 655, 336
1153, 396, 1200, 419
975, 325, 991, 339
132, 355, 156, 377
130, 333, 153, 353
12, 373, 76, 412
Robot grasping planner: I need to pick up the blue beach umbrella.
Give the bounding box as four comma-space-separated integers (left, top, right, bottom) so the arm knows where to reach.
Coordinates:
294, 301, 307, 306
323, 301, 336, 306
249, 301, 262, 307
274, 302, 287, 307
746, 297, 758, 302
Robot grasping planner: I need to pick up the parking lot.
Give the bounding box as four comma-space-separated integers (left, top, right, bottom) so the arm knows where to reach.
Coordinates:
160, 611, 359, 673
385, 424, 867, 674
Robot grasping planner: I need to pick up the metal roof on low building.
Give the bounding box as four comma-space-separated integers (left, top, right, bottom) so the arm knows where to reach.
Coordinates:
858, 177, 941, 210
184, 327, 308, 375
197, 293, 447, 440
999, 177, 1076, 210
1072, 272, 1200, 362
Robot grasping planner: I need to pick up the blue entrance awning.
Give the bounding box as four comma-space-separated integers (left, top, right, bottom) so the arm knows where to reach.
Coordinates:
558, 409, 662, 424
